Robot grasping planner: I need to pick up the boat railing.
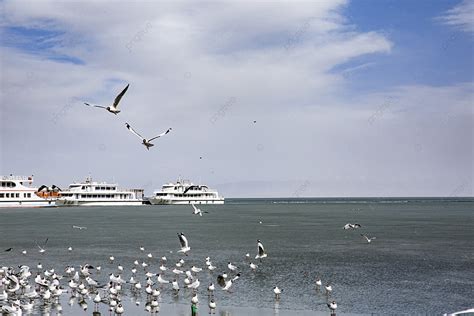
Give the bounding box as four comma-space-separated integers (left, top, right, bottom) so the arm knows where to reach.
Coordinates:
1, 175, 32, 181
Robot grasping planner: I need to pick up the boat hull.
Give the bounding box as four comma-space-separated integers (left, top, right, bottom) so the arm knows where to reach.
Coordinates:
56, 199, 143, 207
0, 200, 56, 208
149, 198, 225, 205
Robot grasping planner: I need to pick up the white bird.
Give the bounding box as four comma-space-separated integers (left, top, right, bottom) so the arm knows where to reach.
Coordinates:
109, 256, 115, 263
152, 288, 160, 297
22, 250, 27, 255
115, 303, 125, 314
68, 246, 73, 252
361, 234, 376, 243
255, 239, 267, 260
139, 246, 145, 251
191, 266, 202, 273
273, 286, 282, 299
84, 84, 129, 115
208, 263, 216, 271
157, 274, 169, 285
191, 293, 199, 304
316, 278, 322, 289
325, 283, 333, 296
177, 232, 191, 255
191, 203, 208, 216
227, 262, 237, 271
125, 122, 172, 150
172, 279, 180, 291
172, 268, 184, 275
249, 262, 258, 271
36, 238, 48, 253
222, 274, 240, 291
85, 276, 99, 287
209, 299, 217, 314
187, 278, 200, 290
328, 300, 337, 314
444, 308, 474, 316
72, 225, 87, 230
343, 223, 362, 230
207, 283, 215, 295
93, 292, 101, 305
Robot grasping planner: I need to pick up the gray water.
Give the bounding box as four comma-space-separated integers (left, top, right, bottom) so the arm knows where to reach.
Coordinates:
0, 198, 473, 315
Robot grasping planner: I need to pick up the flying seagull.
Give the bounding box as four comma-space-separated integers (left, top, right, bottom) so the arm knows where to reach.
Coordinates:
255, 239, 267, 260
72, 225, 87, 230
36, 238, 48, 253
125, 123, 172, 150
361, 234, 376, 243
343, 223, 361, 230
191, 203, 208, 216
177, 232, 191, 255
84, 84, 129, 115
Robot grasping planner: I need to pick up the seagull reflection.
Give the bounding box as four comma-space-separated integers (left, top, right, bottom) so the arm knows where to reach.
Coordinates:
274, 300, 280, 315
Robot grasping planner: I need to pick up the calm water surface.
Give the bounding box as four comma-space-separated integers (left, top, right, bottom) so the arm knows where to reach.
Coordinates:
0, 198, 473, 315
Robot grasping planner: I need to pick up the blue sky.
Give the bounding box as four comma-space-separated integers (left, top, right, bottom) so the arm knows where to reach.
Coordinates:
0, 0, 472, 197
341, 0, 473, 92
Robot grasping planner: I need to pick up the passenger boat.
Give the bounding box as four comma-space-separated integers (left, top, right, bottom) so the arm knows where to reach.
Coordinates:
149, 178, 224, 205
0, 175, 56, 208
55, 176, 143, 206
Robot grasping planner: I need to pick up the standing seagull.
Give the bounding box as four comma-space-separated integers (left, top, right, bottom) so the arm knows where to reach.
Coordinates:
255, 239, 267, 261
328, 300, 337, 315
273, 286, 282, 299
177, 232, 191, 255
125, 123, 172, 150
84, 84, 129, 115
361, 234, 376, 243
191, 203, 208, 216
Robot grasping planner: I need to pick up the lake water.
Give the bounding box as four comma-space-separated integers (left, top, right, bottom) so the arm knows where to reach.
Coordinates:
0, 198, 473, 315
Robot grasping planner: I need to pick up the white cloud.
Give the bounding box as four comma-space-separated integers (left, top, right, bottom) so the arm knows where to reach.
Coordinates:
437, 0, 474, 33
0, 1, 471, 197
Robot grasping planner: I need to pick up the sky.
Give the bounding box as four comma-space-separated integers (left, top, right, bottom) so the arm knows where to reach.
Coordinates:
0, 0, 472, 197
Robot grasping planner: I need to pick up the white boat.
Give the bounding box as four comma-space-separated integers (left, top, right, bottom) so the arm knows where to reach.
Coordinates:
149, 179, 224, 205
55, 176, 143, 207
0, 175, 56, 208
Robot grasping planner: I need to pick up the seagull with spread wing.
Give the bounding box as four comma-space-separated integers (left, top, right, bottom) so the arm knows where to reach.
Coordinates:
255, 239, 267, 260
36, 238, 48, 253
361, 234, 376, 243
84, 84, 129, 115
191, 203, 208, 216
177, 232, 190, 255
125, 123, 172, 150
72, 225, 87, 230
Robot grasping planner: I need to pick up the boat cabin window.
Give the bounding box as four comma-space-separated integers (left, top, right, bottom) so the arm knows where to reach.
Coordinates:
0, 193, 3, 198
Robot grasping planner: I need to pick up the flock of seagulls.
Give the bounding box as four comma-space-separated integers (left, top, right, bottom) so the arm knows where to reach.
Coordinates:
343, 223, 376, 244
0, 232, 274, 316
0, 209, 384, 315
84, 84, 171, 151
